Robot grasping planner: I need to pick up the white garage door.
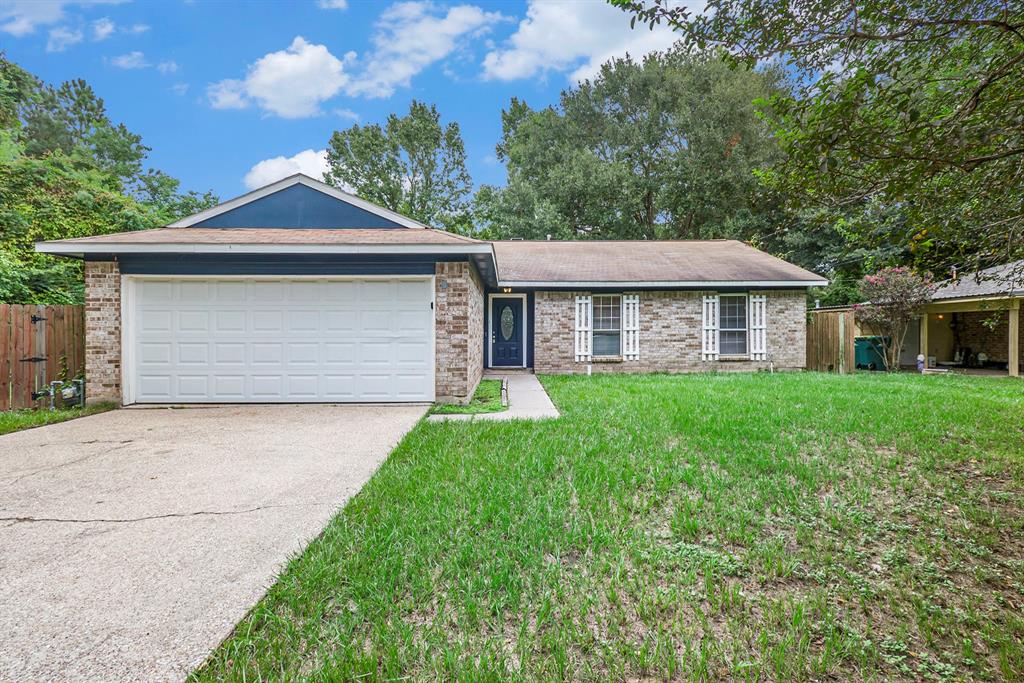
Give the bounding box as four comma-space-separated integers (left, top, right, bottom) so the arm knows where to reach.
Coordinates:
127, 277, 435, 403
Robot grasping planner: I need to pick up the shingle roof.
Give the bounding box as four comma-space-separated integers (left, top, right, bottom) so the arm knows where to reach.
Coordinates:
492, 240, 826, 285
933, 259, 1024, 300
40, 227, 484, 246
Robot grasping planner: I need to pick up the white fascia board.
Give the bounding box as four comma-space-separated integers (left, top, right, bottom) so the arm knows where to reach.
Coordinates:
497, 279, 829, 288
36, 242, 493, 256
167, 174, 429, 230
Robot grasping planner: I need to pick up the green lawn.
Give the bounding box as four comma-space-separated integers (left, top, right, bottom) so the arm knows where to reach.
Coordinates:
0, 402, 115, 436
430, 378, 506, 415
194, 373, 1024, 681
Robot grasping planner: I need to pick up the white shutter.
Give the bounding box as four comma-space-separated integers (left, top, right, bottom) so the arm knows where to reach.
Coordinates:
575, 295, 592, 362
749, 294, 767, 361
622, 294, 640, 360
701, 294, 719, 361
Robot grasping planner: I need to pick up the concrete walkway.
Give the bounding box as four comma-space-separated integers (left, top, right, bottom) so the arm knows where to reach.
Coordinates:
429, 371, 560, 422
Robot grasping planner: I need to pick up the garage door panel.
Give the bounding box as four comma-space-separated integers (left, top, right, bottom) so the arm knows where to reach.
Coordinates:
288, 310, 319, 332
251, 375, 283, 398
139, 342, 171, 364
140, 310, 172, 332
131, 278, 434, 403
253, 310, 284, 332
215, 310, 246, 333
178, 281, 210, 301
177, 375, 209, 397
212, 375, 245, 398
177, 342, 209, 364
214, 343, 246, 364
214, 281, 246, 301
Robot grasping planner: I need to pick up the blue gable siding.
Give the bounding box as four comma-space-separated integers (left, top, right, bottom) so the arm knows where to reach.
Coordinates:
193, 184, 405, 229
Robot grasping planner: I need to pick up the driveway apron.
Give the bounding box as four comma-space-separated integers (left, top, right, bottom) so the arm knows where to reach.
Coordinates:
0, 404, 424, 682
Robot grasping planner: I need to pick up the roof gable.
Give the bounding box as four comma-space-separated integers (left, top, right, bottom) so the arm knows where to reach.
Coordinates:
169, 174, 427, 230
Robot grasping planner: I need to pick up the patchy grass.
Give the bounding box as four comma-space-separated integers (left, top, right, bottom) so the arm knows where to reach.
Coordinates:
430, 379, 506, 415
193, 373, 1024, 681
0, 403, 116, 436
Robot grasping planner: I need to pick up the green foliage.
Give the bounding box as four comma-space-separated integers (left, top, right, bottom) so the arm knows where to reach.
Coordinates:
854, 267, 937, 370
612, 0, 1024, 274
478, 50, 787, 241
0, 54, 218, 304
325, 100, 473, 232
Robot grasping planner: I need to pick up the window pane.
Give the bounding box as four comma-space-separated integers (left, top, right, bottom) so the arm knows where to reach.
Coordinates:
719, 295, 747, 330
593, 295, 621, 331
720, 330, 747, 355
594, 331, 621, 356
500, 305, 515, 340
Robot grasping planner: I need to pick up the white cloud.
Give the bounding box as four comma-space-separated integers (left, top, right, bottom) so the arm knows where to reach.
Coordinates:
482, 0, 689, 83
157, 60, 178, 74
347, 2, 506, 98
46, 25, 82, 52
207, 36, 352, 118
244, 149, 331, 190
333, 107, 360, 121
170, 82, 189, 96
126, 22, 148, 34
0, 0, 123, 37
316, 0, 348, 9
207, 79, 247, 109
91, 16, 114, 40
110, 50, 149, 69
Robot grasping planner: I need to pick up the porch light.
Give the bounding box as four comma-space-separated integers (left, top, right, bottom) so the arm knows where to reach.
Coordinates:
502, 287, 512, 293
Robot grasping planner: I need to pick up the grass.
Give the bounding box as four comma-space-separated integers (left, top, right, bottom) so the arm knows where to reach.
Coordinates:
430, 379, 506, 415
193, 372, 1024, 681
0, 402, 115, 436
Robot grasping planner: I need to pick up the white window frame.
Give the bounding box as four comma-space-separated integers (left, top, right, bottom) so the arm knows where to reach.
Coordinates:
717, 293, 749, 358
487, 293, 527, 368
592, 294, 623, 358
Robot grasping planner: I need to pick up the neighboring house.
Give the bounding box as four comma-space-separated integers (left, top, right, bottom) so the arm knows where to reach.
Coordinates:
36, 174, 826, 405
913, 260, 1023, 376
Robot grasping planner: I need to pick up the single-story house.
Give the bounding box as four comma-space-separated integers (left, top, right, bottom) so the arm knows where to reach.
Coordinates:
36, 174, 826, 405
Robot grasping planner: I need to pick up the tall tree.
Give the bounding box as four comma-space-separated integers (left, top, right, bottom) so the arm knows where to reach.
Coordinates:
0, 56, 218, 304
476, 49, 787, 241
612, 0, 1024, 273
325, 101, 473, 232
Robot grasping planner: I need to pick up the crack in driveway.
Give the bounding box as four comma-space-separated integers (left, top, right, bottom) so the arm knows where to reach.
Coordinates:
0, 502, 331, 526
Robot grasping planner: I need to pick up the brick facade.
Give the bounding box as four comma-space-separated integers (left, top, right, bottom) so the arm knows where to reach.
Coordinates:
954, 310, 1023, 366
534, 289, 806, 374
84, 260, 122, 404
434, 261, 484, 403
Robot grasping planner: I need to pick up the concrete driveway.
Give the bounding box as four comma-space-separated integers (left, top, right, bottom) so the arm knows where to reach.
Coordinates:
0, 404, 425, 682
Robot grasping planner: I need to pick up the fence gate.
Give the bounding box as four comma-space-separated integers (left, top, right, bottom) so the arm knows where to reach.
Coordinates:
0, 304, 85, 410
806, 309, 855, 374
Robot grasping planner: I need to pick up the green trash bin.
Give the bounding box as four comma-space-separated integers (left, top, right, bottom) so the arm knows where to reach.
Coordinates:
855, 336, 888, 370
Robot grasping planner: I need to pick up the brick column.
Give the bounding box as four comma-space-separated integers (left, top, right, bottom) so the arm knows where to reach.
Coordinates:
84, 261, 122, 404
434, 261, 483, 403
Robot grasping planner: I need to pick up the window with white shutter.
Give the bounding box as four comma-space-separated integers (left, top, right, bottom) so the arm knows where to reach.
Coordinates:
701, 294, 719, 360
622, 294, 640, 360
749, 294, 767, 360
574, 295, 592, 362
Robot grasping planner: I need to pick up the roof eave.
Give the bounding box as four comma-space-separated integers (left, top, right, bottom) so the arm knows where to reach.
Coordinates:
496, 279, 828, 288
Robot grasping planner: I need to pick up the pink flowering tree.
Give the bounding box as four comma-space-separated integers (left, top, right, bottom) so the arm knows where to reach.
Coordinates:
854, 267, 936, 371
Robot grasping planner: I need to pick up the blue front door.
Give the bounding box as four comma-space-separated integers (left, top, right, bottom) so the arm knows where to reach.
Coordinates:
490, 297, 523, 367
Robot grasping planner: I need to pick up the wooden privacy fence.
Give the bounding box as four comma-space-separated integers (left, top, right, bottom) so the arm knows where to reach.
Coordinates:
0, 304, 85, 410
806, 309, 856, 374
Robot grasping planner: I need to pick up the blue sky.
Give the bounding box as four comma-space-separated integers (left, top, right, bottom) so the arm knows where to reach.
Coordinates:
1, 0, 681, 201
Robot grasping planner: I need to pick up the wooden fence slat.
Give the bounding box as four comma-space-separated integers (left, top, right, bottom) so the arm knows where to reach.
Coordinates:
0, 304, 86, 411
0, 305, 9, 411
807, 309, 855, 374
